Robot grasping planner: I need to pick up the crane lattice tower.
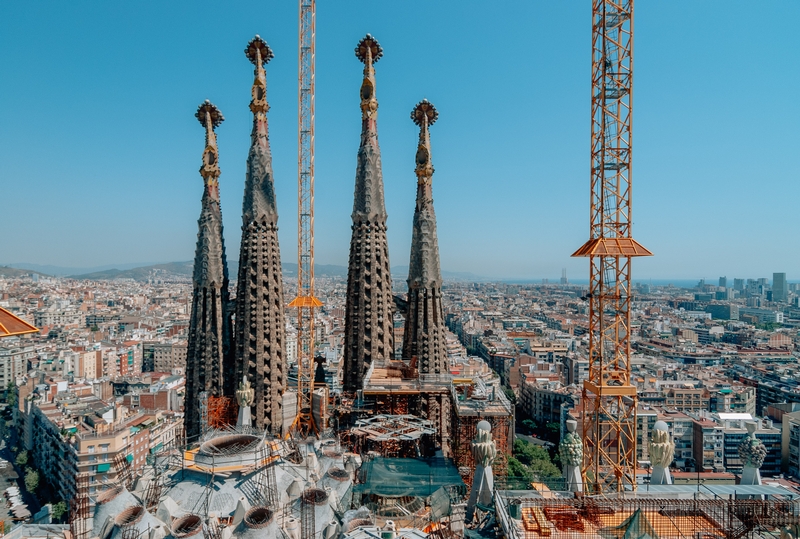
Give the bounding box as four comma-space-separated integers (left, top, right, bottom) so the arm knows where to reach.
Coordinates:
572, 0, 652, 493
287, 0, 322, 437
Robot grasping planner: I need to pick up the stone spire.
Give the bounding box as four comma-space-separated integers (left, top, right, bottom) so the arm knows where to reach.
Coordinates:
185, 100, 234, 440
233, 36, 287, 436
342, 35, 394, 392
403, 100, 448, 375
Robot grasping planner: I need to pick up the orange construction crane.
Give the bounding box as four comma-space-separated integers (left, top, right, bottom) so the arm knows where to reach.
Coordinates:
572, 0, 652, 493
288, 0, 322, 438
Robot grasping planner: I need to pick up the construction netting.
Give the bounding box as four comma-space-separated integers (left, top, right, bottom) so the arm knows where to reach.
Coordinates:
498, 496, 800, 539
353, 457, 466, 499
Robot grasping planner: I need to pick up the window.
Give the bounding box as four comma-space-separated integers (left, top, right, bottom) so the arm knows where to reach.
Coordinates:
100, 444, 109, 452
87, 445, 95, 453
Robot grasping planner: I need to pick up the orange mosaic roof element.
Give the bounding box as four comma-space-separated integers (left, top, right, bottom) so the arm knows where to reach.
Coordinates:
0, 306, 39, 338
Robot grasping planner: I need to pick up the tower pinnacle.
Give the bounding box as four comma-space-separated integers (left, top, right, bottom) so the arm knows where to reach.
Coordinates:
343, 34, 394, 392
403, 100, 448, 375
196, 100, 225, 198
185, 100, 234, 440
234, 36, 287, 436
355, 34, 382, 121
245, 35, 273, 115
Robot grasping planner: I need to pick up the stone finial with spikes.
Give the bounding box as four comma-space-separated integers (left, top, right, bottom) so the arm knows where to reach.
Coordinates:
245, 35, 273, 115
355, 34, 383, 120
196, 100, 225, 193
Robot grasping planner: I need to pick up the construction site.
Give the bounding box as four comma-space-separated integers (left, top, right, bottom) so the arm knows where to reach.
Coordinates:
44, 0, 800, 539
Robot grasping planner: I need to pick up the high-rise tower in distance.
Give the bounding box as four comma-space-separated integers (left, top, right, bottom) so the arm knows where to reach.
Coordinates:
233, 36, 287, 435
403, 100, 448, 376
773, 272, 788, 303
342, 35, 394, 392
185, 100, 234, 440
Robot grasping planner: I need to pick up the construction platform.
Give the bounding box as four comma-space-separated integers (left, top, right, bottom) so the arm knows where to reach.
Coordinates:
495, 489, 800, 539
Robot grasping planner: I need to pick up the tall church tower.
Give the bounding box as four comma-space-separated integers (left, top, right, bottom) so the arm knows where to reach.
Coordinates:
343, 35, 394, 392
185, 100, 234, 440
233, 36, 287, 435
403, 100, 448, 375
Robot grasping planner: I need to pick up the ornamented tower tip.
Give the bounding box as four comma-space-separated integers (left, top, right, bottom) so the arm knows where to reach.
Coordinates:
411, 99, 438, 195
245, 35, 274, 115
355, 34, 383, 120
195, 100, 225, 199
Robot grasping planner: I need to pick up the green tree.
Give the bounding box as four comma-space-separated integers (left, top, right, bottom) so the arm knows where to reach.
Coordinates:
521, 419, 538, 433
503, 387, 516, 404
6, 382, 16, 407
513, 439, 560, 478
0, 419, 7, 440
24, 468, 39, 493
507, 456, 534, 482
51, 501, 67, 523
15, 450, 28, 467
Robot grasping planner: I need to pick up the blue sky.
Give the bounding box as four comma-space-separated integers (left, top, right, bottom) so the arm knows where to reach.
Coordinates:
1, 2, 798, 280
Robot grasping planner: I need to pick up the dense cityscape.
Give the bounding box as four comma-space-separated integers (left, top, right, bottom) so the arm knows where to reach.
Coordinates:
0, 267, 799, 537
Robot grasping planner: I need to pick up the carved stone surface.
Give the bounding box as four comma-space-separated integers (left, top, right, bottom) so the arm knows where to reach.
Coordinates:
649, 421, 675, 468
471, 421, 498, 468
233, 36, 287, 436
403, 100, 448, 376
739, 421, 767, 469
343, 35, 394, 392
185, 101, 234, 440
467, 421, 496, 521
559, 420, 583, 467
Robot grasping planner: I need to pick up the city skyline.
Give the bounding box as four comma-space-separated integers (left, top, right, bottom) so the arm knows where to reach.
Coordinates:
2, 2, 798, 279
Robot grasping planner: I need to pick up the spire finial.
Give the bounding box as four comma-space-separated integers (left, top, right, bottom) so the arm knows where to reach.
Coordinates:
196, 100, 224, 192
355, 34, 382, 120
411, 100, 437, 186
245, 35, 273, 115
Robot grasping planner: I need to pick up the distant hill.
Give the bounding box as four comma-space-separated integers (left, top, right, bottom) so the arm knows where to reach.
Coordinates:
6, 262, 160, 276
8, 260, 484, 282
70, 261, 194, 281
0, 266, 50, 278
69, 261, 350, 281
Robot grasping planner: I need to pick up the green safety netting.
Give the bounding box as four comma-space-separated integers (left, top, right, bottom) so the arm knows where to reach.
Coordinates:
353, 457, 466, 499
599, 509, 659, 539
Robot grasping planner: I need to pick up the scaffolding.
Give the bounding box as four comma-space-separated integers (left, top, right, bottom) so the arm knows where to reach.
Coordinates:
451, 383, 513, 486
69, 474, 90, 539
113, 451, 134, 490
302, 488, 327, 539
207, 395, 238, 430
496, 495, 800, 539
253, 442, 279, 506
143, 458, 163, 513
348, 414, 437, 458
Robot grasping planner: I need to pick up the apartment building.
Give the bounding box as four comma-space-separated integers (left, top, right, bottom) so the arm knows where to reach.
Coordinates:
692, 419, 725, 472
0, 341, 34, 388
782, 410, 800, 479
